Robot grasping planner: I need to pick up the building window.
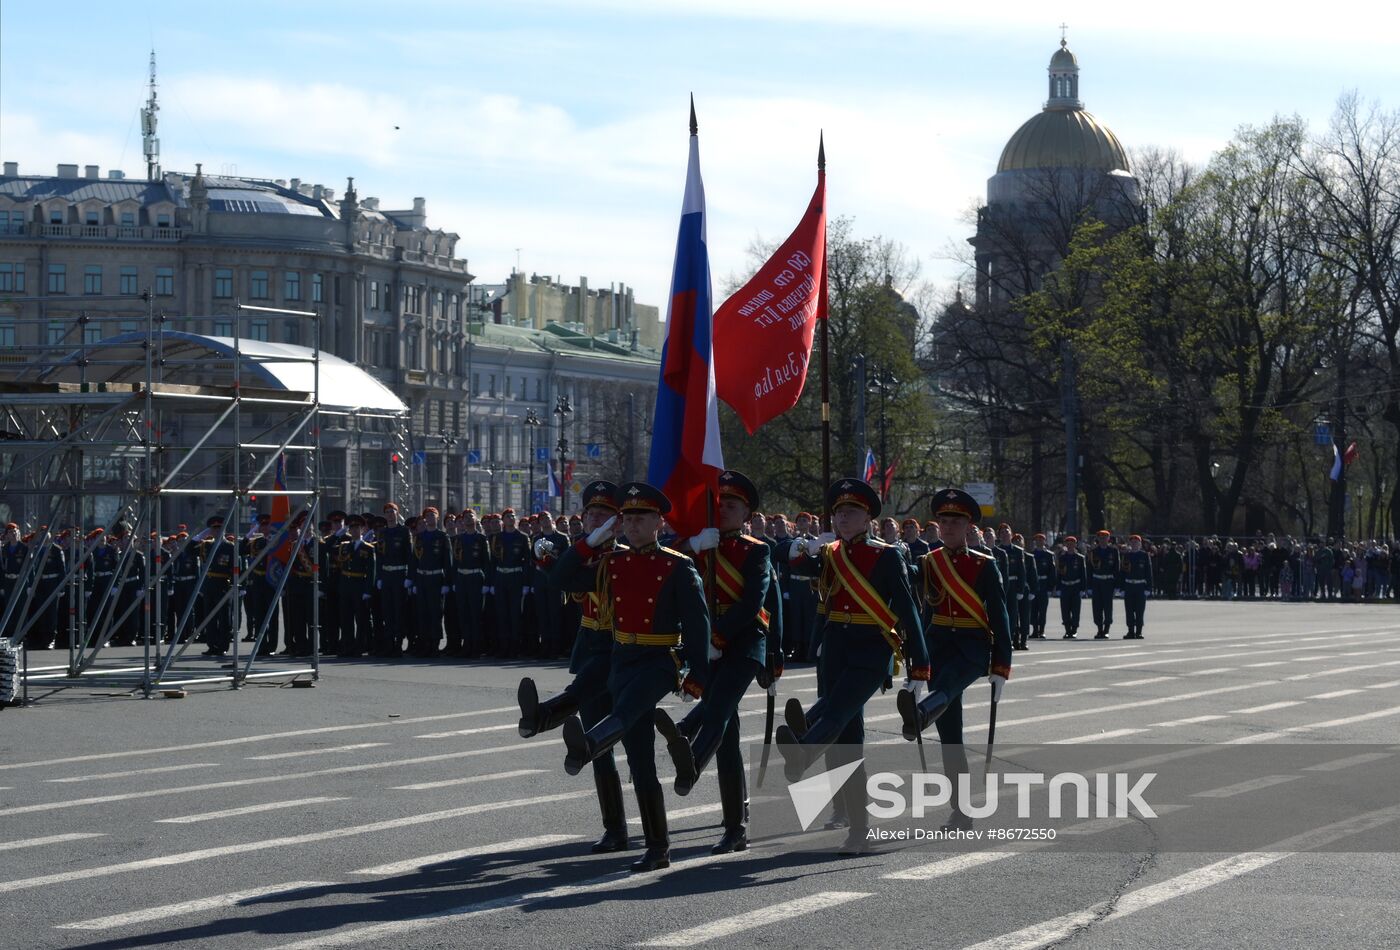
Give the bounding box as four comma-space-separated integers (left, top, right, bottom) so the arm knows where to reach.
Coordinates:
213, 318, 233, 336
369, 280, 379, 310
154, 267, 174, 296
120, 211, 135, 226
3, 211, 25, 235
249, 320, 269, 342
0, 319, 14, 347
84, 324, 102, 344
85, 210, 100, 226
311, 273, 323, 304
119, 321, 138, 333
282, 321, 300, 345
47, 322, 66, 344
250, 270, 269, 299
535, 378, 542, 401
284, 271, 301, 301
84, 265, 102, 295
473, 372, 480, 394
156, 212, 172, 227
47, 264, 66, 294
0, 262, 23, 292
434, 290, 444, 317
519, 377, 526, 400
119, 266, 138, 295
49, 208, 64, 225
488, 373, 496, 397
214, 268, 233, 298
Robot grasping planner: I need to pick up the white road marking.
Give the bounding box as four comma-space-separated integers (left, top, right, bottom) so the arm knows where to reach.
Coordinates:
393, 768, 548, 790
1366, 679, 1400, 689
1192, 775, 1301, 798
415, 724, 520, 739
1303, 752, 1396, 771
57, 881, 334, 930
636, 891, 872, 947
1113, 676, 1175, 687
629, 802, 722, 826
882, 851, 1020, 880
156, 796, 348, 824
0, 791, 588, 893
0, 832, 106, 852
247, 743, 388, 761
1307, 689, 1365, 700
46, 762, 220, 783
350, 834, 582, 875
1050, 728, 1147, 744
1154, 714, 1227, 727
1230, 701, 1304, 714
0, 706, 520, 772
4, 741, 544, 815
957, 804, 1400, 950
1227, 704, 1400, 743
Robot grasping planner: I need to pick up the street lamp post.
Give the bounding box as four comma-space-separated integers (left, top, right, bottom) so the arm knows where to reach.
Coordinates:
437, 433, 457, 510
524, 408, 543, 513
553, 393, 572, 517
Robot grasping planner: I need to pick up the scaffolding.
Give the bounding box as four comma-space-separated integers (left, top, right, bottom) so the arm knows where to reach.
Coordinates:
0, 294, 393, 705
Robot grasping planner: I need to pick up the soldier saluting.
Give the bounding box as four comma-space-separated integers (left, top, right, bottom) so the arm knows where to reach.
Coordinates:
555, 482, 710, 873
516, 480, 631, 855
655, 469, 783, 855
775, 478, 928, 854
898, 488, 1012, 831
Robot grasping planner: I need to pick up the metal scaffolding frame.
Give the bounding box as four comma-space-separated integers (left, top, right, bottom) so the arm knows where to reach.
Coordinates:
0, 294, 330, 705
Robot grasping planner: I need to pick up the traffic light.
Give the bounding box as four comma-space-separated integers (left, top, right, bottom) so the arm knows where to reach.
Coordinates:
390, 452, 402, 464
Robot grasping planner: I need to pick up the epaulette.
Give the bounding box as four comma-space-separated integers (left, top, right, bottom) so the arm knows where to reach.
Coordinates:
656, 545, 691, 562
965, 547, 995, 562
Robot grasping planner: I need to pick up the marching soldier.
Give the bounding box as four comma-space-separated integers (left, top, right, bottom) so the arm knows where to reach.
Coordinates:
409, 507, 453, 657
555, 482, 710, 873
451, 509, 492, 658
1122, 534, 1152, 639
1088, 529, 1121, 638
655, 470, 783, 855
516, 480, 631, 854
374, 503, 412, 658
336, 515, 377, 657
1058, 537, 1087, 638
1, 524, 27, 643
199, 518, 237, 656
996, 524, 1028, 651
1029, 533, 1056, 639
532, 511, 572, 658
491, 509, 531, 658
783, 511, 823, 662
899, 488, 1012, 831
34, 531, 68, 650
775, 478, 929, 854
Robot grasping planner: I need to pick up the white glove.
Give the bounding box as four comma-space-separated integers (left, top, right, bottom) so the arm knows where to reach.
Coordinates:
707, 642, 722, 662
193, 528, 211, 542
689, 528, 720, 552
681, 690, 696, 703
989, 673, 1007, 703
806, 532, 836, 555
767, 680, 778, 697
404, 579, 413, 590
533, 538, 555, 558
788, 543, 808, 562
361, 593, 371, 601
816, 642, 822, 658
376, 579, 382, 590
586, 515, 617, 548
485, 585, 494, 594
907, 678, 927, 703
522, 585, 533, 595
441, 585, 451, 595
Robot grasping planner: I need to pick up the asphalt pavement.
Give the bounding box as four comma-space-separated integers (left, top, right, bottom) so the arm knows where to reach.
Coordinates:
2, 599, 1399, 949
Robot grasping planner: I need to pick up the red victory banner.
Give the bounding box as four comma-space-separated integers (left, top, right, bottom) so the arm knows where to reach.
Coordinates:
713, 162, 826, 434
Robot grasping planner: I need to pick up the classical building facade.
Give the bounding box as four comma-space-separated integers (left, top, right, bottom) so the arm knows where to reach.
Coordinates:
481, 271, 661, 350
0, 162, 661, 515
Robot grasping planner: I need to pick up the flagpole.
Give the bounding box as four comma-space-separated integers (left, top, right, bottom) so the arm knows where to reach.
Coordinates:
818, 133, 831, 532
692, 93, 719, 619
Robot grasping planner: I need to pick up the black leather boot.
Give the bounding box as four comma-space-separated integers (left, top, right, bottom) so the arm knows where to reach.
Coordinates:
784, 696, 808, 739
517, 677, 581, 738
711, 768, 749, 854
563, 714, 626, 777
897, 688, 949, 741
775, 724, 810, 783
630, 785, 670, 872
655, 708, 698, 795
836, 762, 871, 854
590, 768, 631, 853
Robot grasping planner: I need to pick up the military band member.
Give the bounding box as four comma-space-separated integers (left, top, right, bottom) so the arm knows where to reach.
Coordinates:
1122, 534, 1152, 639
410, 507, 453, 657
373, 503, 412, 658
655, 470, 783, 855
1, 523, 27, 643
1029, 533, 1055, 639
556, 482, 710, 873
1088, 529, 1121, 638
35, 531, 68, 650
451, 509, 492, 658
490, 509, 531, 658
899, 488, 1012, 831
85, 528, 116, 646
199, 518, 236, 656
1058, 537, 1087, 638
517, 481, 631, 854
242, 516, 281, 656
775, 478, 929, 854
321, 510, 347, 648
282, 515, 317, 657
336, 515, 377, 657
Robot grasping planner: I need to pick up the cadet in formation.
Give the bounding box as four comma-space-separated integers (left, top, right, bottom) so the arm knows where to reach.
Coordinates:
1088, 529, 1120, 638
1121, 534, 1152, 639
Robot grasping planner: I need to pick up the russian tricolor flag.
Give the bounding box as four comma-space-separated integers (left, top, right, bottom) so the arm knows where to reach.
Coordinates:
647, 101, 724, 538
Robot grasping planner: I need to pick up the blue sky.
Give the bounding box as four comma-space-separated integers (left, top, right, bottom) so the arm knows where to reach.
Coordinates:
3, 1, 1398, 313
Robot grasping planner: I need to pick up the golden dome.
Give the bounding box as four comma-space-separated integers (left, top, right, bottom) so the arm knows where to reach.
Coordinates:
996, 108, 1130, 174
